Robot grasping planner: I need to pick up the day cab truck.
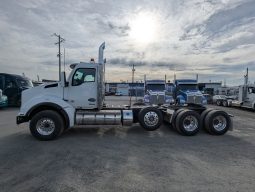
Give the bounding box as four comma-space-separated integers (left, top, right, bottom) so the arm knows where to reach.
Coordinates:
174, 79, 207, 105
17, 43, 233, 140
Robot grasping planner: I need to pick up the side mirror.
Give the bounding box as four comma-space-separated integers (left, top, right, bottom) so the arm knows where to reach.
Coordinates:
60, 72, 67, 87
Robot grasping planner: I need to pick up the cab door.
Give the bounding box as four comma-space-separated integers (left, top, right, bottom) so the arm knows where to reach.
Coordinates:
66, 68, 97, 109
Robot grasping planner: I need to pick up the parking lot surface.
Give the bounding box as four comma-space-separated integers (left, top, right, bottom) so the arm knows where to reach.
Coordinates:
0, 96, 255, 192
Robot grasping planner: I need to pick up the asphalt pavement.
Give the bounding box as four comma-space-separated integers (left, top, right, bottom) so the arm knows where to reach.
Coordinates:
0, 97, 255, 192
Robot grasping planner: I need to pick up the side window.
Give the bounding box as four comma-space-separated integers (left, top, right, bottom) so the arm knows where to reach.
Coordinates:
5, 77, 17, 89
72, 68, 96, 86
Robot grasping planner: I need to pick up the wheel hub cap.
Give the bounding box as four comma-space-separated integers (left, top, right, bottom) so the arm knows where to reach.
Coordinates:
36, 118, 55, 136
144, 111, 159, 126
213, 115, 227, 131
183, 115, 198, 132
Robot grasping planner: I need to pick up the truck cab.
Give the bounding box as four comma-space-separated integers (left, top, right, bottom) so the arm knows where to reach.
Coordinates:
143, 80, 173, 105
174, 79, 207, 105
232, 84, 255, 109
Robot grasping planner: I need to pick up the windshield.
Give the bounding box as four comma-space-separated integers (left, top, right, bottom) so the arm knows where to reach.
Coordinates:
147, 84, 165, 91
179, 84, 198, 91
16, 78, 33, 88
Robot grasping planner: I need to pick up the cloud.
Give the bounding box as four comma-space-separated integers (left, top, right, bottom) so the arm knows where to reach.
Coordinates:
0, 0, 254, 85
109, 58, 200, 72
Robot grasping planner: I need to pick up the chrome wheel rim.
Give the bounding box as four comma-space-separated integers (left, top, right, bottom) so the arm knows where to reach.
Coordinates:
144, 111, 159, 126
183, 115, 198, 132
212, 115, 227, 131
36, 118, 55, 136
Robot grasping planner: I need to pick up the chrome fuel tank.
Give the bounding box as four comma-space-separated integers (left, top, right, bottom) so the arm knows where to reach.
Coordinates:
76, 110, 122, 125
75, 109, 133, 126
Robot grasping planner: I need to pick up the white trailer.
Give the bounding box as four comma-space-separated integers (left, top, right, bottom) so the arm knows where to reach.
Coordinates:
17, 43, 233, 140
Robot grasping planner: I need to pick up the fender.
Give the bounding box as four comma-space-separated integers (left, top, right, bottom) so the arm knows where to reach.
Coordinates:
18, 95, 75, 127
26, 102, 71, 128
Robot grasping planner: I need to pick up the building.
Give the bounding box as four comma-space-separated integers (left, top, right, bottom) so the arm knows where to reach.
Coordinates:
105, 82, 144, 96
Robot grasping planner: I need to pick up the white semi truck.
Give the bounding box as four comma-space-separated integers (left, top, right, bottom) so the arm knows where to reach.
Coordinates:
231, 84, 255, 109
17, 43, 233, 140
230, 69, 255, 110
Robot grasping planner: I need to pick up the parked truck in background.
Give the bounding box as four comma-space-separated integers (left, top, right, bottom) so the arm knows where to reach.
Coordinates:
16, 43, 232, 140
174, 79, 207, 105
143, 80, 174, 105
231, 84, 255, 109
230, 68, 255, 110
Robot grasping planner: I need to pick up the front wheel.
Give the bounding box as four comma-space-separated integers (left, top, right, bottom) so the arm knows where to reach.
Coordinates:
30, 110, 64, 140
138, 107, 163, 131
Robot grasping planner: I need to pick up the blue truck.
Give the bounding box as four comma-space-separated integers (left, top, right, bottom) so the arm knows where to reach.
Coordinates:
174, 79, 207, 105
143, 80, 174, 105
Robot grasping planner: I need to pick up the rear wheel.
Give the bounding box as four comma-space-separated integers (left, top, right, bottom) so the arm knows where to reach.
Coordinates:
30, 110, 64, 140
175, 110, 200, 136
216, 100, 221, 106
138, 107, 163, 131
222, 100, 228, 107
171, 108, 186, 130
200, 108, 215, 131
205, 110, 231, 135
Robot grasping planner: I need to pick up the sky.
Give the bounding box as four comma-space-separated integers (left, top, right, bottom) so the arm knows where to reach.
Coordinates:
0, 0, 255, 85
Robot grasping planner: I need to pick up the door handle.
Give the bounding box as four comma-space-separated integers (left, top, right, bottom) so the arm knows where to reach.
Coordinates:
88, 98, 96, 102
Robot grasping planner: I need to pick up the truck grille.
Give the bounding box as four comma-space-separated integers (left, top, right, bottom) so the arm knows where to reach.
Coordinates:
187, 95, 203, 104
150, 94, 165, 105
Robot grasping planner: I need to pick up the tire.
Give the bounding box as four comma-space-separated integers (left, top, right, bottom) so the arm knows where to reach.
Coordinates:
175, 110, 200, 136
200, 108, 215, 131
204, 110, 231, 135
138, 107, 163, 131
222, 100, 228, 107
216, 100, 221, 106
171, 108, 186, 130
30, 110, 64, 140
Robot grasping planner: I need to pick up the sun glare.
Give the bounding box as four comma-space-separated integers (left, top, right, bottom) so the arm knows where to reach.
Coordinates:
129, 12, 159, 44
